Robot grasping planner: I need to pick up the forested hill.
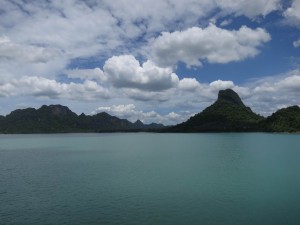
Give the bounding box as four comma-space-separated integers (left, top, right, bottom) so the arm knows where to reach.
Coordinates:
0, 105, 164, 133
1, 89, 300, 133
262, 105, 300, 132
168, 89, 300, 133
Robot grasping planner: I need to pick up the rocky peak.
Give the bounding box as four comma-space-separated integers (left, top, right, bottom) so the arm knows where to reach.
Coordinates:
134, 120, 144, 126
217, 89, 245, 107
39, 104, 73, 116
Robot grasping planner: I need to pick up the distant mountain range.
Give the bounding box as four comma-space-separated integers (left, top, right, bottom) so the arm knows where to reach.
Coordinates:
0, 89, 299, 133
168, 89, 300, 132
0, 105, 164, 133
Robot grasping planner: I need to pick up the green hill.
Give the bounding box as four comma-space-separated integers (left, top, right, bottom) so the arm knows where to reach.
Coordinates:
1, 91, 300, 133
262, 106, 300, 132
169, 89, 300, 132
0, 105, 164, 133
170, 89, 264, 132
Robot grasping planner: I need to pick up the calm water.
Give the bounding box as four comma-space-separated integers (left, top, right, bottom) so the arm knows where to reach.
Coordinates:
0, 133, 300, 225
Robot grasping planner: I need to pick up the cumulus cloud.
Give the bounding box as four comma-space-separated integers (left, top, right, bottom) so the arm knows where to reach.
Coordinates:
122, 88, 176, 102
284, 0, 300, 27
253, 73, 300, 93
0, 76, 109, 101
151, 24, 271, 67
0, 36, 61, 63
65, 68, 107, 82
0, 36, 66, 78
0, 0, 296, 124
103, 55, 179, 91
0, 0, 280, 80
217, 0, 281, 18
178, 78, 201, 91
209, 80, 235, 90
1, 1, 121, 59
279, 75, 300, 91
0, 1, 120, 79
242, 70, 300, 115
100, 0, 216, 35
0, 0, 208, 74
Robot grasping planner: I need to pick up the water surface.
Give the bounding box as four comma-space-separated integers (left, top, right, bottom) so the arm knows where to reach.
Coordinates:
0, 133, 300, 225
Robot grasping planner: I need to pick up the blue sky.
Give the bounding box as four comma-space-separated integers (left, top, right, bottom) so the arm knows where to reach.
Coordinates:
0, 0, 300, 125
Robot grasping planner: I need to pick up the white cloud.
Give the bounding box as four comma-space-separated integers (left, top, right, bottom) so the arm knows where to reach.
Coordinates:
274, 74, 300, 91
178, 78, 201, 91
217, 0, 281, 18
0, 0, 296, 125
210, 80, 235, 90
0, 36, 66, 79
0, 45, 64, 81
2, 1, 121, 59
103, 55, 179, 91
0, 0, 216, 78
151, 24, 271, 67
252, 72, 300, 94
244, 70, 300, 115
0, 0, 280, 81
101, 0, 216, 34
65, 68, 107, 82
122, 88, 175, 102
0, 1, 121, 80
0, 76, 110, 101
293, 39, 300, 47
284, 0, 300, 27
0, 36, 61, 63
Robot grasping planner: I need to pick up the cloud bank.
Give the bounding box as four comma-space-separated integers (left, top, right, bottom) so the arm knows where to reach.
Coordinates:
1, 66, 300, 124
150, 24, 271, 67
0, 0, 299, 125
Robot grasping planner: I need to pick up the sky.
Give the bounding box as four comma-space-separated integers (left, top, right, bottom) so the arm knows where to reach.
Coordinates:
0, 0, 300, 125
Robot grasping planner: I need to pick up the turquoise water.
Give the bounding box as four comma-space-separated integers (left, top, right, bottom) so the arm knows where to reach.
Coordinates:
0, 133, 300, 225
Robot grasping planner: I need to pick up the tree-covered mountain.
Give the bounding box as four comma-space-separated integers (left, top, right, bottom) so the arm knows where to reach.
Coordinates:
170, 89, 263, 132
262, 105, 300, 132
0, 105, 164, 133
168, 89, 300, 133
1, 90, 300, 133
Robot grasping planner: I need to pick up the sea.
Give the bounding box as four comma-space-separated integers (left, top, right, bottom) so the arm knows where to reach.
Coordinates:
0, 133, 300, 225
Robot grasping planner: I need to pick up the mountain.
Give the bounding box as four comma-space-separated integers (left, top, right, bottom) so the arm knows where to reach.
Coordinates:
1, 92, 300, 133
2, 105, 78, 133
133, 119, 165, 130
262, 105, 300, 132
0, 105, 164, 133
169, 89, 264, 132
168, 89, 300, 132
134, 119, 144, 128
